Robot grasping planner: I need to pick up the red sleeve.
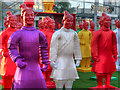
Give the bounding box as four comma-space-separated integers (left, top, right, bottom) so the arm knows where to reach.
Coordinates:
91, 30, 101, 60
112, 31, 117, 58
0, 30, 7, 53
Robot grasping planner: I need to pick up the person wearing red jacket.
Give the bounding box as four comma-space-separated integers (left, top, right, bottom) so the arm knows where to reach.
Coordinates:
91, 12, 117, 88
0, 11, 17, 89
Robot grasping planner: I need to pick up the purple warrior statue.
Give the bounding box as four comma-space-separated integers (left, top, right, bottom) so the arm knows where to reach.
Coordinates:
7, 4, 49, 89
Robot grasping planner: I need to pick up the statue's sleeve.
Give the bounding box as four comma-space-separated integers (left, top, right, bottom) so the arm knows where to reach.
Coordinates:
7, 30, 22, 62
112, 31, 117, 57
50, 32, 59, 62
0, 31, 6, 53
74, 32, 82, 60
91, 31, 100, 60
78, 31, 85, 45
89, 31, 92, 44
39, 31, 49, 65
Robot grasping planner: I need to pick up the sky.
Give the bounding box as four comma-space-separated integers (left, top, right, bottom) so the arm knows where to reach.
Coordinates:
2, 0, 119, 9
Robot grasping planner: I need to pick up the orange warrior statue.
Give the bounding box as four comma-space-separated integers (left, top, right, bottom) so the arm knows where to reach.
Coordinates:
0, 11, 17, 89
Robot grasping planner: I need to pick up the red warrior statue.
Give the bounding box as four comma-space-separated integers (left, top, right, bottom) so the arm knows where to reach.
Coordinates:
91, 12, 117, 88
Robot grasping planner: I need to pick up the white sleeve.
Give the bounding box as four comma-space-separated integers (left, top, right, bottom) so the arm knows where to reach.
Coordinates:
74, 32, 82, 60
50, 32, 59, 62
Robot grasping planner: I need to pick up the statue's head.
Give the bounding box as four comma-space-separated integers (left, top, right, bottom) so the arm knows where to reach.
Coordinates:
43, 17, 48, 29
6, 11, 17, 28
83, 19, 89, 30
20, 4, 34, 27
79, 22, 83, 30
47, 16, 55, 30
115, 20, 120, 28
102, 12, 111, 28
38, 19, 44, 29
62, 11, 73, 29
90, 20, 95, 29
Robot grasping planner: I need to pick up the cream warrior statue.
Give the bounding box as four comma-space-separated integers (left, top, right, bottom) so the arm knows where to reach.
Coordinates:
49, 11, 82, 89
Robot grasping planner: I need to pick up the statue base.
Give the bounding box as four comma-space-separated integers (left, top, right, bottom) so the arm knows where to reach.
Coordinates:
90, 76, 117, 81
77, 67, 92, 72
89, 85, 117, 90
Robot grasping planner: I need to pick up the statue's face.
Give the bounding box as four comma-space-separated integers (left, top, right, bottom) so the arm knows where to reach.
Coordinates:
90, 22, 95, 29
63, 18, 73, 29
99, 17, 103, 27
57, 23, 62, 29
38, 21, 44, 29
115, 21, 120, 28
103, 16, 111, 28
8, 16, 17, 28
23, 10, 34, 27
16, 23, 22, 29
44, 20, 48, 29
49, 20, 55, 30
83, 22, 89, 30
79, 23, 83, 29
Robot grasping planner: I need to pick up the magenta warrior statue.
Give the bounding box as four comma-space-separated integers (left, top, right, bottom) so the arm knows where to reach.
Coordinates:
8, 4, 49, 89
